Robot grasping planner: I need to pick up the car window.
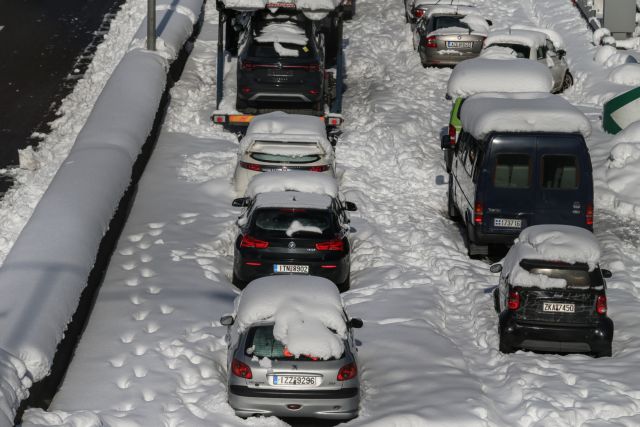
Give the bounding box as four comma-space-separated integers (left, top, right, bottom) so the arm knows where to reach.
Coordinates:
248, 42, 315, 59
432, 15, 469, 31
463, 141, 478, 177
522, 264, 604, 288
536, 45, 547, 60
493, 154, 530, 188
541, 155, 578, 189
491, 43, 530, 59
252, 208, 336, 238
250, 153, 321, 164
245, 325, 338, 360
546, 39, 556, 53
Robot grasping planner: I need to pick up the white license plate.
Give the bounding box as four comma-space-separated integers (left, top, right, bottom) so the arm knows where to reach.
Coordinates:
269, 375, 319, 386
543, 302, 575, 313
446, 41, 473, 49
493, 218, 522, 228
274, 264, 309, 273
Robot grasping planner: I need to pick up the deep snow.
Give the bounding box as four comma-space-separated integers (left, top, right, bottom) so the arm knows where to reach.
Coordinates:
4, 0, 640, 425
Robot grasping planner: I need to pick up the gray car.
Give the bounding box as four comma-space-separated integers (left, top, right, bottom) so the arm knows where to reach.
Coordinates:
413, 8, 488, 67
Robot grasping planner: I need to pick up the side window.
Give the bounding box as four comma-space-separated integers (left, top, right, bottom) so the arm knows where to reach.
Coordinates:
546, 39, 556, 54
541, 155, 579, 189
472, 142, 484, 183
493, 154, 531, 188
463, 142, 477, 176
537, 45, 547, 60
457, 132, 470, 165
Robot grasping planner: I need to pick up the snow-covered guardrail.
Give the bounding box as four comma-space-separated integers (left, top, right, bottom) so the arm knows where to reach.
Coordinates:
0, 0, 203, 422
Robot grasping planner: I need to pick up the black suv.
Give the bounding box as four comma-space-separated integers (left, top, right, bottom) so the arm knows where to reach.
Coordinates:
231, 191, 357, 292
236, 10, 329, 115
491, 258, 613, 357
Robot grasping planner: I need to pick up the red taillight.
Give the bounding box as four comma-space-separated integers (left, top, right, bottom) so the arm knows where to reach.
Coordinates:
231, 359, 253, 379
240, 161, 263, 172
240, 61, 257, 71
448, 124, 456, 146
309, 165, 329, 172
316, 239, 344, 251
596, 294, 607, 315
426, 36, 437, 48
240, 235, 269, 249
241, 86, 252, 94
586, 202, 594, 226
320, 265, 337, 269
212, 114, 227, 124
413, 8, 425, 18
245, 261, 262, 266
325, 116, 343, 127
337, 362, 357, 381
473, 202, 483, 225
507, 290, 520, 310
309, 89, 320, 95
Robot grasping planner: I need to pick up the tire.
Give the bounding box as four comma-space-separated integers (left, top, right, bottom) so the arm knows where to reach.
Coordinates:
560, 71, 574, 93
493, 288, 500, 313
447, 177, 460, 221
337, 274, 351, 293
499, 335, 515, 354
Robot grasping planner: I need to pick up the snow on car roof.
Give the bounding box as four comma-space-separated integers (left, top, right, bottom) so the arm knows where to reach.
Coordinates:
446, 58, 553, 98
426, 5, 477, 17
245, 170, 339, 198
254, 191, 333, 209
484, 29, 548, 50
415, 0, 473, 8
500, 225, 602, 289
234, 275, 347, 359
511, 24, 565, 49
460, 92, 591, 139
221, 0, 340, 14
241, 111, 332, 154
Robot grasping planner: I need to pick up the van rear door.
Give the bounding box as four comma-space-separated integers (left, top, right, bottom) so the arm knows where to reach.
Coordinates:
534, 134, 592, 229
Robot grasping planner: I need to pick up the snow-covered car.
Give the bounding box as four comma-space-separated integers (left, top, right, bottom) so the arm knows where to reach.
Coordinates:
446, 92, 593, 257
231, 171, 356, 291
483, 28, 573, 93
413, 6, 490, 67
221, 275, 363, 420
489, 225, 613, 357
404, 0, 473, 25
442, 57, 553, 172
233, 112, 336, 194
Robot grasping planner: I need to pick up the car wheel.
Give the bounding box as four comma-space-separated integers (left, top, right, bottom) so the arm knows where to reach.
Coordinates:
232, 271, 246, 290
337, 273, 350, 293
499, 335, 515, 354
447, 177, 460, 221
560, 71, 574, 93
493, 288, 500, 313
594, 344, 612, 358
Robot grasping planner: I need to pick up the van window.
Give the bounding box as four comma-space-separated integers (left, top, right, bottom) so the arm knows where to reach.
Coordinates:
542, 155, 578, 189
493, 154, 530, 188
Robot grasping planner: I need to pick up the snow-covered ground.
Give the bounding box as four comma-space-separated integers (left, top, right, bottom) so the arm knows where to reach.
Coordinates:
4, 0, 640, 425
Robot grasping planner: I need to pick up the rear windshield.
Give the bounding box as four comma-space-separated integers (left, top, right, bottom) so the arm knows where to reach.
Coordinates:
248, 42, 315, 59
522, 262, 604, 288
493, 154, 530, 188
250, 153, 321, 164
252, 208, 336, 238
245, 325, 336, 360
490, 43, 530, 58
433, 15, 470, 31
541, 155, 578, 189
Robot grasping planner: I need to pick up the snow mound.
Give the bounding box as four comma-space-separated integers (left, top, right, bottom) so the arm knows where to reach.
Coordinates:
234, 276, 347, 359
460, 92, 591, 139
501, 225, 602, 289
484, 29, 547, 49
608, 63, 640, 85
221, 0, 340, 12
446, 58, 552, 98
593, 28, 611, 46
606, 121, 640, 211
510, 25, 565, 49
595, 45, 637, 68
245, 170, 338, 198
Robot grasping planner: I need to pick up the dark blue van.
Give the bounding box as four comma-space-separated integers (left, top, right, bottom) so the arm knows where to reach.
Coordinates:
447, 93, 593, 257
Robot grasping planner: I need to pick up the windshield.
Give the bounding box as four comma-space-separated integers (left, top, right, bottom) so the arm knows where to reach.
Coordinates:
245, 325, 339, 361
521, 261, 604, 288
252, 208, 336, 238
490, 43, 530, 58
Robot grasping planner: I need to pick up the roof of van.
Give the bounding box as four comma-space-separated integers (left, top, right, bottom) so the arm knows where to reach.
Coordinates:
446, 57, 553, 98
460, 92, 591, 139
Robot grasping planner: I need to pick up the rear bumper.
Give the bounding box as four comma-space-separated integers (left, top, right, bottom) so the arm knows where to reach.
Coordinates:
499, 311, 614, 353
237, 74, 324, 105
470, 225, 518, 246
229, 385, 359, 419
420, 47, 480, 66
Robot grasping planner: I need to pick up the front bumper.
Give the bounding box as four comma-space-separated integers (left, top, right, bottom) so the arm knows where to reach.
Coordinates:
499, 311, 614, 353
229, 385, 359, 420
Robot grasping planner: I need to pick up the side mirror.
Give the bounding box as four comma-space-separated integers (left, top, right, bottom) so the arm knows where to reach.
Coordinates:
557, 49, 566, 59
441, 134, 451, 150
232, 197, 250, 207
344, 201, 358, 211
489, 264, 503, 273
349, 318, 363, 328
220, 315, 235, 326
601, 269, 612, 279
486, 19, 493, 26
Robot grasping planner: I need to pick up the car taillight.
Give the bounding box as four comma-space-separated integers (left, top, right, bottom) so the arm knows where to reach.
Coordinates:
586, 202, 594, 226
596, 294, 607, 315
448, 124, 456, 146
337, 362, 357, 381
240, 235, 269, 249
413, 8, 425, 18
316, 239, 344, 251
231, 359, 253, 379
240, 60, 257, 71
309, 165, 329, 172
426, 36, 437, 48
507, 290, 520, 310
473, 202, 483, 225
309, 89, 320, 95
305, 64, 320, 72
239, 161, 263, 172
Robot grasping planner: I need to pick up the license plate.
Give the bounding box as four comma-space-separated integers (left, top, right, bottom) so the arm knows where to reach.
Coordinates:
446, 41, 473, 49
493, 218, 522, 228
274, 264, 309, 273
543, 302, 575, 313
269, 375, 320, 386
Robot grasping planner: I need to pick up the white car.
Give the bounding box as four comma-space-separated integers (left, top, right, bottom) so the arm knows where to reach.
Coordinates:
483, 28, 573, 93
233, 112, 336, 195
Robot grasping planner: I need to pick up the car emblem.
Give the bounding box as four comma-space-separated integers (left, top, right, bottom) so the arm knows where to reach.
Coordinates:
277, 62, 283, 69
288, 241, 296, 249
457, 35, 462, 40
292, 364, 298, 370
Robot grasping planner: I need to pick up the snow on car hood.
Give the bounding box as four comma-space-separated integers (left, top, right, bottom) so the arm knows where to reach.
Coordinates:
246, 170, 338, 197
234, 276, 347, 359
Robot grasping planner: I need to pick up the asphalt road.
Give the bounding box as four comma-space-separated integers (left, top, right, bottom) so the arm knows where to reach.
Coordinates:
0, 0, 124, 193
